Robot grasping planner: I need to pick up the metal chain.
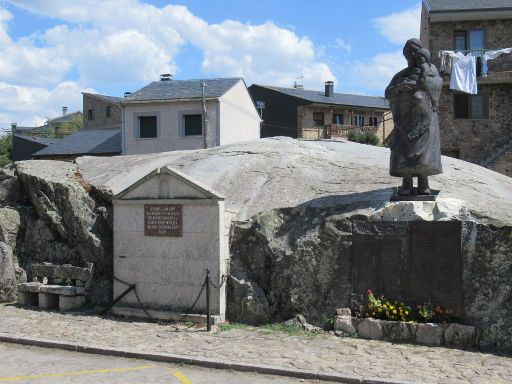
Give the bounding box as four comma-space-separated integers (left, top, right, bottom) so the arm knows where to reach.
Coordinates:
174, 278, 207, 326
111, 275, 155, 322
209, 274, 228, 290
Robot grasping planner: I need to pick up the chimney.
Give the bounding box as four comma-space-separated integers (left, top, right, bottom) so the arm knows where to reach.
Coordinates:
10, 123, 17, 133
62, 106, 68, 116
124, 92, 132, 98
325, 81, 334, 97
160, 73, 173, 81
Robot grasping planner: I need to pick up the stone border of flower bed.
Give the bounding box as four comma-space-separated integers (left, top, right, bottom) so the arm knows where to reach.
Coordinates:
334, 309, 480, 348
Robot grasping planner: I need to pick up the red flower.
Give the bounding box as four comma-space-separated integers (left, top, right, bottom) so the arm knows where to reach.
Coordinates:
367, 289, 373, 295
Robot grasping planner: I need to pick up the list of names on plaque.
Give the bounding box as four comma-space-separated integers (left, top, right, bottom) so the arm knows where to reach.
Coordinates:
144, 204, 183, 237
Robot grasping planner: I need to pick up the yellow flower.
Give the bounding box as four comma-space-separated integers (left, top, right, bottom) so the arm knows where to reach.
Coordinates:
389, 305, 394, 310
378, 308, 382, 312
393, 310, 397, 314
382, 304, 387, 308
405, 311, 409, 315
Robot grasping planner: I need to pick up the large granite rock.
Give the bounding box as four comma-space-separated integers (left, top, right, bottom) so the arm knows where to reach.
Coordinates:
0, 207, 22, 302
2, 138, 512, 351
13, 161, 113, 304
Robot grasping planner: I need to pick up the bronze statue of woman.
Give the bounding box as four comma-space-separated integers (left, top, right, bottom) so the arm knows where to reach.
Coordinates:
385, 38, 443, 195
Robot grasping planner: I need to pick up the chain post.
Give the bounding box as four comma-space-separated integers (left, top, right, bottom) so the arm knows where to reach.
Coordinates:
206, 268, 211, 331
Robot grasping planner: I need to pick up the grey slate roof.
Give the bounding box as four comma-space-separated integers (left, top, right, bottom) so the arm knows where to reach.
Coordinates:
14, 134, 59, 146
47, 111, 82, 124
425, 0, 512, 12
83, 93, 122, 103
124, 78, 242, 102
34, 128, 121, 157
255, 85, 390, 110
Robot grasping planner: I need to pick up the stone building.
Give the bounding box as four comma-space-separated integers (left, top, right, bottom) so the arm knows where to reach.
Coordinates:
248, 82, 393, 144
82, 93, 122, 130
421, 0, 512, 177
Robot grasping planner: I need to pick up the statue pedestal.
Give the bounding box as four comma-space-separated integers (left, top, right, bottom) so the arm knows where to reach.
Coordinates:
390, 187, 440, 202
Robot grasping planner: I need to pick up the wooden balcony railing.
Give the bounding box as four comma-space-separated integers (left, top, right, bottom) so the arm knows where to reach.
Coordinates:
300, 124, 379, 140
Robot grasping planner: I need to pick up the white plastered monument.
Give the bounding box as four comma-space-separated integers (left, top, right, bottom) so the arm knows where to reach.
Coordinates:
111, 166, 228, 322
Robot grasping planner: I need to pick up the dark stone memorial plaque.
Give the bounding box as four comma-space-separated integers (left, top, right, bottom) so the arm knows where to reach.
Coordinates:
352, 222, 408, 301
144, 204, 183, 237
408, 221, 463, 316
352, 220, 463, 317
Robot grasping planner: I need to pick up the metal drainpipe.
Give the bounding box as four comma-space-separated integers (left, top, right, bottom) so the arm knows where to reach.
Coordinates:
201, 82, 207, 149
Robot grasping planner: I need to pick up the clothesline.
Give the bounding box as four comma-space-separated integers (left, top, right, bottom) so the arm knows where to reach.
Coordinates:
435, 47, 512, 94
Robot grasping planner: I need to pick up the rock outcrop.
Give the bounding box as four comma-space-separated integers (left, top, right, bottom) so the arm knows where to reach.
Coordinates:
1, 138, 511, 351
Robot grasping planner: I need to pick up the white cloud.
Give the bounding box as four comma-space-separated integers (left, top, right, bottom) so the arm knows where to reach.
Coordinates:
0, 81, 95, 127
374, 4, 421, 45
334, 38, 351, 52
351, 50, 406, 91
0, 1, 338, 126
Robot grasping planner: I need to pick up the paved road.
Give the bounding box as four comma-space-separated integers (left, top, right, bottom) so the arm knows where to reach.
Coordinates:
1, 305, 512, 383
0, 343, 332, 384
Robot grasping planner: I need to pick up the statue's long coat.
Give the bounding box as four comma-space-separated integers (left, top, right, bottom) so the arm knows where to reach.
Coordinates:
385, 64, 443, 177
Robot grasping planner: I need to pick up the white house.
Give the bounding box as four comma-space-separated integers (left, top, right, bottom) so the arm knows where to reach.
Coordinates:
121, 76, 261, 155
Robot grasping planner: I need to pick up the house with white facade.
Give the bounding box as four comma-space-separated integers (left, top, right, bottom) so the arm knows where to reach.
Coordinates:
121, 76, 261, 155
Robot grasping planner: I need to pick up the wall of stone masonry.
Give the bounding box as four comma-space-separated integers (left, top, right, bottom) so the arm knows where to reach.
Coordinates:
488, 152, 512, 176
83, 95, 121, 130
426, 19, 512, 169
427, 20, 512, 53
437, 83, 512, 164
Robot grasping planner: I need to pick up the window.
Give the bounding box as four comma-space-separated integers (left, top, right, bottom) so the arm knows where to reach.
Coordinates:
369, 116, 378, 127
87, 109, 94, 120
106, 106, 111, 118
138, 116, 157, 138
184, 114, 202, 136
453, 30, 485, 54
333, 113, 344, 125
454, 94, 488, 119
313, 112, 324, 126
351, 115, 364, 127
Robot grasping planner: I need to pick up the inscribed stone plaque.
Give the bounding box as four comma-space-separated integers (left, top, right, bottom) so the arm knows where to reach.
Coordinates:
351, 220, 463, 317
352, 222, 408, 301
144, 204, 182, 237
408, 221, 462, 316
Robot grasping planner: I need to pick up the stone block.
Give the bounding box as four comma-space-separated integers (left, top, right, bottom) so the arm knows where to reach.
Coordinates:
336, 308, 351, 316
18, 291, 38, 306
357, 318, 383, 340
17, 282, 42, 293
59, 295, 85, 311
38, 292, 59, 309
382, 320, 417, 343
334, 316, 356, 335
444, 324, 480, 348
40, 285, 77, 296
416, 323, 444, 346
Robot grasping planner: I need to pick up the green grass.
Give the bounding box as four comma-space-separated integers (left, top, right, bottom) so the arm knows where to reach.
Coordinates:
218, 322, 318, 338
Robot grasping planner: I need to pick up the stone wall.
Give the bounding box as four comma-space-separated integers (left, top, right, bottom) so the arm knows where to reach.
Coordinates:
83, 95, 121, 130
427, 19, 512, 171
437, 83, 512, 164
488, 151, 512, 177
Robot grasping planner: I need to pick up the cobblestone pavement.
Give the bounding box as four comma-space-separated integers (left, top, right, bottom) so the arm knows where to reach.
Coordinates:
1, 304, 511, 384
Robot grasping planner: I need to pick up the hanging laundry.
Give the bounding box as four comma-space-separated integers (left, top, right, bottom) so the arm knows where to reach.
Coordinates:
482, 48, 512, 77
437, 51, 453, 75
441, 51, 478, 94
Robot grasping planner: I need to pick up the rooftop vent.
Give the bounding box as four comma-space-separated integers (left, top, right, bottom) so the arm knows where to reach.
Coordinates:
62, 106, 68, 116
124, 92, 132, 98
160, 73, 173, 81
325, 81, 334, 97
11, 123, 17, 133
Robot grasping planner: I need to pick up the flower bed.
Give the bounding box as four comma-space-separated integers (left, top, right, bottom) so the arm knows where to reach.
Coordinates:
332, 291, 480, 348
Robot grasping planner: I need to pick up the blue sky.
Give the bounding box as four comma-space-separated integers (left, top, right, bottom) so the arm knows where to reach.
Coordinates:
0, 0, 421, 128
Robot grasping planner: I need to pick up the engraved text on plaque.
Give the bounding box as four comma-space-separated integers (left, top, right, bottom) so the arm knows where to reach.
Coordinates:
144, 204, 183, 237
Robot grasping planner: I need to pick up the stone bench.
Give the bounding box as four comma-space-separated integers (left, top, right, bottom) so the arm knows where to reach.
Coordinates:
17, 262, 93, 311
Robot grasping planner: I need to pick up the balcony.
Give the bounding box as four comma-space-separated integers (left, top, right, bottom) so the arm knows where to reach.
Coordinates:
432, 49, 512, 83
300, 124, 379, 141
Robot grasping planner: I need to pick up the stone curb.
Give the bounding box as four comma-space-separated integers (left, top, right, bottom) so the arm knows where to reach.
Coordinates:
0, 332, 416, 384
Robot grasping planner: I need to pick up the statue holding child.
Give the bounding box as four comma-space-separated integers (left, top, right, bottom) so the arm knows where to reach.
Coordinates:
385, 38, 443, 196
